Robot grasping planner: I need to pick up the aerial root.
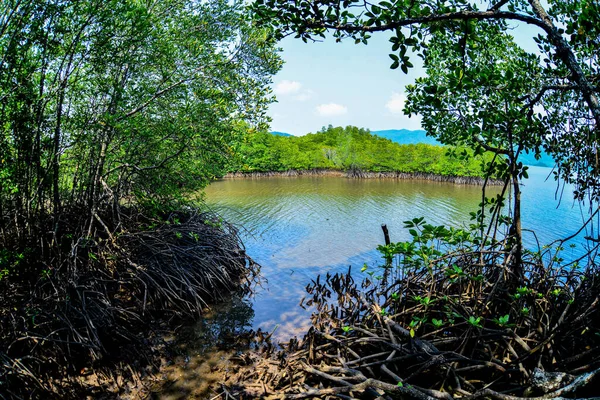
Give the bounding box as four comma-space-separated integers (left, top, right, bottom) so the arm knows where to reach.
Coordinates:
0, 208, 257, 398
222, 246, 600, 399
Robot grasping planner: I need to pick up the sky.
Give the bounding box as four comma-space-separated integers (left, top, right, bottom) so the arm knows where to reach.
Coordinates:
267, 21, 543, 136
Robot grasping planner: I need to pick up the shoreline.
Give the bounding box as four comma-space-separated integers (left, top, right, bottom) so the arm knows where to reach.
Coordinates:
224, 169, 503, 186
0, 210, 254, 398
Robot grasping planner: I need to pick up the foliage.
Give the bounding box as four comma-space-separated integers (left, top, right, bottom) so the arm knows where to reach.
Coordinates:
405, 22, 545, 177
230, 125, 493, 177
251, 0, 600, 275
225, 219, 600, 398
251, 0, 599, 174
0, 0, 280, 232
0, 0, 279, 397
404, 22, 553, 275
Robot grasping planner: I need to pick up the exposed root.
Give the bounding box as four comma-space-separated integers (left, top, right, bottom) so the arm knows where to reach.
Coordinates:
225, 168, 501, 185
0, 208, 256, 399
222, 246, 600, 399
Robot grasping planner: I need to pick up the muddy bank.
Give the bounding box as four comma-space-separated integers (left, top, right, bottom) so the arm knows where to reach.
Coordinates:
225, 168, 502, 185
0, 209, 257, 399
125, 295, 260, 399
225, 168, 345, 178
216, 252, 600, 399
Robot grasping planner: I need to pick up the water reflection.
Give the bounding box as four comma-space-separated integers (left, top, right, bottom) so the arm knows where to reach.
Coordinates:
178, 295, 255, 354
205, 177, 498, 269
203, 169, 593, 341
154, 295, 255, 399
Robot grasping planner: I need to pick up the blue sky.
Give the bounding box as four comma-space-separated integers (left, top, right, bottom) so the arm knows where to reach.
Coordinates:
268, 22, 543, 136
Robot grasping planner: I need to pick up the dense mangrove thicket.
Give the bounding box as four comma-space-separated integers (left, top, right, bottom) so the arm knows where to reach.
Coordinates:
226, 168, 495, 185
0, 0, 279, 397
229, 126, 494, 178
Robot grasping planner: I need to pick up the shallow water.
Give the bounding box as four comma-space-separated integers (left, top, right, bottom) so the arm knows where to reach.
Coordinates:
202, 167, 596, 341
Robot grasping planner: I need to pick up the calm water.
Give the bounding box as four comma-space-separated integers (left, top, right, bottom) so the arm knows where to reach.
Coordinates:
203, 167, 595, 340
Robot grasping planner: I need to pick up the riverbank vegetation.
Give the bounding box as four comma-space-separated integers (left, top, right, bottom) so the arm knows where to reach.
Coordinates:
224, 220, 600, 398
238, 0, 600, 397
229, 125, 495, 179
0, 0, 279, 397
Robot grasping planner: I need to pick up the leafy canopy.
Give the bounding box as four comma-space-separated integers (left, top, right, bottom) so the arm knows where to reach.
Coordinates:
0, 0, 281, 228
230, 126, 494, 177
252, 0, 600, 200
405, 22, 545, 182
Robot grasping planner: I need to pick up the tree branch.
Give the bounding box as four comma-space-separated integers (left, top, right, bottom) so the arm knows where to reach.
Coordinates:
102, 145, 187, 178
118, 77, 192, 121
527, 0, 600, 126
471, 366, 600, 399
471, 135, 510, 155
301, 10, 549, 36
280, 1, 599, 126
488, 0, 510, 11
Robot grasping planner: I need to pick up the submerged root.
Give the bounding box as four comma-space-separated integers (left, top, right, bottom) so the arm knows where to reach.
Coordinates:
224, 250, 600, 399
0, 209, 256, 399
225, 168, 501, 185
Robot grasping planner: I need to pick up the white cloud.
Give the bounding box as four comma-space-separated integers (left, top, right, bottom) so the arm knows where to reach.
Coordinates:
274, 80, 302, 95
385, 92, 407, 114
382, 92, 422, 130
294, 90, 314, 102
316, 103, 348, 117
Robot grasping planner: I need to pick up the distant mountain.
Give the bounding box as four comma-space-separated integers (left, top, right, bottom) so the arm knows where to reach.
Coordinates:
371, 129, 440, 146
371, 129, 554, 168
516, 151, 555, 168
270, 131, 292, 137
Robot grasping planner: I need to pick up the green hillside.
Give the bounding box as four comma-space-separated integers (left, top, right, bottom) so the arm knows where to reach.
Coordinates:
270, 131, 293, 137
231, 126, 492, 177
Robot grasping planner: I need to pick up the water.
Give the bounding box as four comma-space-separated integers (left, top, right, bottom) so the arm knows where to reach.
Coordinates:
203, 167, 596, 340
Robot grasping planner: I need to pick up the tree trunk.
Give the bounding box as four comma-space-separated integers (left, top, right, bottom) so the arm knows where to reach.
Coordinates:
510, 164, 523, 284
527, 0, 600, 126
53, 88, 65, 221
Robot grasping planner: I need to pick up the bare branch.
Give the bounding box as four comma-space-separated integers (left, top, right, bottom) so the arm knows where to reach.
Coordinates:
527, 0, 600, 126
488, 0, 510, 11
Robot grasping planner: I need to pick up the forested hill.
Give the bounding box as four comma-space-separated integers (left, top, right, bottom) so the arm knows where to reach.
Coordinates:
271, 128, 554, 168
270, 131, 293, 137
230, 126, 492, 177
